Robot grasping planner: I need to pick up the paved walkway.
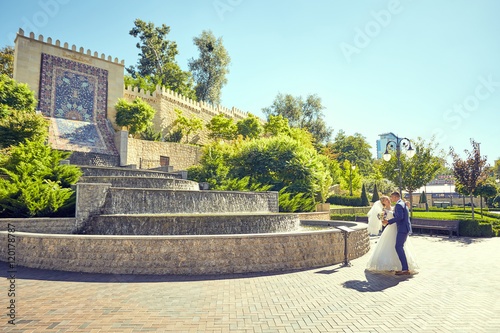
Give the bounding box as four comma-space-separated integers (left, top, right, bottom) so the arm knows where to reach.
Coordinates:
1, 235, 499, 333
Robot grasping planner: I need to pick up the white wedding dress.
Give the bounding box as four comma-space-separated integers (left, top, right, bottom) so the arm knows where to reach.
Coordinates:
366, 207, 419, 272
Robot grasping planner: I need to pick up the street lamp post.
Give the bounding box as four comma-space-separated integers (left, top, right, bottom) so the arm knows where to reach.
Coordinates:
383, 135, 416, 196
349, 163, 356, 196
447, 182, 453, 207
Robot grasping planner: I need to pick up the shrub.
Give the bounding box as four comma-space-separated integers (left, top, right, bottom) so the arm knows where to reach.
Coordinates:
326, 195, 363, 207
330, 214, 357, 221
0, 140, 81, 217
279, 188, 316, 213
140, 126, 162, 141
164, 128, 183, 143
458, 219, 496, 237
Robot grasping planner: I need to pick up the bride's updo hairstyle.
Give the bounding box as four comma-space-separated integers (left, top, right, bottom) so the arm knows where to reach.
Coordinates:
380, 196, 390, 206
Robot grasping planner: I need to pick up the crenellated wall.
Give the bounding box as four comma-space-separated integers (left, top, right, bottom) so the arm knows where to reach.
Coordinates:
122, 85, 262, 145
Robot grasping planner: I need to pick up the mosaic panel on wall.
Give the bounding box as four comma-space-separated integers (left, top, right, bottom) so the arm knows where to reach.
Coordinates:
39, 53, 118, 155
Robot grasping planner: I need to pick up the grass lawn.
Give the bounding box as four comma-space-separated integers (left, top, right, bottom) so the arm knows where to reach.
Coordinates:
412, 211, 500, 224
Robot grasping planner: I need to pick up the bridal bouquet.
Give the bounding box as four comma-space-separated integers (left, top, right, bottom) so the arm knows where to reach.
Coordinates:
377, 211, 387, 221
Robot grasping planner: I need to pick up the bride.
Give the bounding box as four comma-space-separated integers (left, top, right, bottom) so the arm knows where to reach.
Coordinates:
365, 196, 419, 272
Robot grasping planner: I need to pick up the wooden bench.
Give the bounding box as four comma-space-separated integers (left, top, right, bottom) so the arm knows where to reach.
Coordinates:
411, 218, 459, 237
355, 216, 459, 237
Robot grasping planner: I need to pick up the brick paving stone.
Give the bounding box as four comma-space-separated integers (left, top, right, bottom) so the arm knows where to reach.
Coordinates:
1, 236, 499, 332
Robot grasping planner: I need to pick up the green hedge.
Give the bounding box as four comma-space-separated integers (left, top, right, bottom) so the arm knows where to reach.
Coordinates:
459, 219, 496, 237
326, 195, 363, 207
330, 214, 357, 221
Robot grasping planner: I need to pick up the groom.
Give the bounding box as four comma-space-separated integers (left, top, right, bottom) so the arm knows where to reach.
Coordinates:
382, 191, 412, 275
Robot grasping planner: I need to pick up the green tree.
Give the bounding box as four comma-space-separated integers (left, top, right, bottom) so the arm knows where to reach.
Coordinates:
494, 158, 500, 181
188, 134, 334, 211
455, 183, 470, 213
0, 108, 48, 148
0, 46, 14, 78
380, 137, 443, 217
371, 183, 380, 202
115, 97, 156, 136
127, 19, 196, 100
450, 139, 488, 221
340, 159, 362, 195
0, 75, 48, 148
0, 74, 38, 117
188, 30, 231, 105
473, 179, 497, 215
236, 113, 263, 139
262, 93, 332, 144
206, 113, 236, 140
330, 130, 373, 175
360, 184, 369, 206
173, 108, 203, 143
0, 140, 82, 217
263, 114, 291, 137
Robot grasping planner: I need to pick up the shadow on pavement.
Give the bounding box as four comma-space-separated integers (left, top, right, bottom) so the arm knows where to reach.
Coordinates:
342, 270, 413, 292
0, 261, 311, 283
411, 234, 486, 245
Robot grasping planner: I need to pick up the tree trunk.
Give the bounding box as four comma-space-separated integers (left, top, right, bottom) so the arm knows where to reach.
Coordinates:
470, 194, 475, 221
463, 196, 466, 213
480, 196, 483, 218
409, 191, 413, 218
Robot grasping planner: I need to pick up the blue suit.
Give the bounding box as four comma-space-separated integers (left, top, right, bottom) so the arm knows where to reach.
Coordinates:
387, 199, 411, 271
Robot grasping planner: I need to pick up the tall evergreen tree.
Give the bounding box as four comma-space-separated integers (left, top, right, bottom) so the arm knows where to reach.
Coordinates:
360, 184, 369, 206
371, 183, 380, 202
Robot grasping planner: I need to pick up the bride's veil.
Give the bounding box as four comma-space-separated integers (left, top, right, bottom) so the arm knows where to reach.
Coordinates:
366, 200, 383, 235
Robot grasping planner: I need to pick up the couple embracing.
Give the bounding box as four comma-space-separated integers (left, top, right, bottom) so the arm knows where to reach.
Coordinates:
366, 191, 418, 275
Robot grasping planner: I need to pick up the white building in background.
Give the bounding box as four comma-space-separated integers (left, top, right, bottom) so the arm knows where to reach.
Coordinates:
376, 132, 398, 159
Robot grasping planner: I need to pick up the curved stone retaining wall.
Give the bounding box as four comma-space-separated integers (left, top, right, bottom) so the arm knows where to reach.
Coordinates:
100, 188, 279, 215
89, 213, 300, 235
78, 176, 199, 191
0, 224, 369, 275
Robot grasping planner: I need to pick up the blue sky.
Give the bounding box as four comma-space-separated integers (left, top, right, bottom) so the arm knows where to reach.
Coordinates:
1, 0, 499, 165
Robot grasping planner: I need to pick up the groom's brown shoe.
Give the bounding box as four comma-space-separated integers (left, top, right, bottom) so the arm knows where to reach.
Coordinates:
395, 270, 411, 275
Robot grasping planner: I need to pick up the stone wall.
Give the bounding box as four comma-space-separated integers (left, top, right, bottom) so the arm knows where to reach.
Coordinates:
100, 188, 279, 215
88, 213, 300, 235
0, 225, 370, 275
126, 138, 203, 171
297, 212, 331, 221
0, 218, 77, 234
68, 151, 120, 167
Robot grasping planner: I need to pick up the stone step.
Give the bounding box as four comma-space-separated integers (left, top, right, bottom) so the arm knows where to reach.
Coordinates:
78, 176, 199, 191
76, 165, 182, 179
87, 213, 300, 235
